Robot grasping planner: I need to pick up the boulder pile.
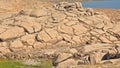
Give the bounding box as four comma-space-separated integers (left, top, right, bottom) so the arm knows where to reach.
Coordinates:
0, 0, 120, 68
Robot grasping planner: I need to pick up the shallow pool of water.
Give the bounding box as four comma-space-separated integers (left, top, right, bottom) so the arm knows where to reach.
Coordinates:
82, 0, 120, 9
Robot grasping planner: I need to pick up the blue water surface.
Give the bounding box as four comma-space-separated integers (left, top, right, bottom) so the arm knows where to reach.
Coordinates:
82, 0, 120, 9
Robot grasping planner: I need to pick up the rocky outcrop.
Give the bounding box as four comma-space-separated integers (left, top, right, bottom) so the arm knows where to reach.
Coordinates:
0, 0, 120, 68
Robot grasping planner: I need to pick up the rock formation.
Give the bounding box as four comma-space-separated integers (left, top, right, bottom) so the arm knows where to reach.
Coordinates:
0, 0, 120, 68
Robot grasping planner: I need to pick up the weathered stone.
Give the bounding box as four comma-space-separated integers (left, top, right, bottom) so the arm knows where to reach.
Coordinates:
0, 26, 25, 41
0, 1, 120, 66
55, 53, 73, 63
55, 2, 80, 12
45, 22, 57, 28
1, 19, 14, 25
36, 16, 49, 24
16, 21, 34, 33
15, 15, 36, 23
108, 23, 120, 35
94, 12, 104, 15
72, 36, 82, 45
37, 30, 52, 43
20, 34, 36, 45
30, 8, 48, 17
54, 41, 71, 47
60, 34, 72, 43
0, 13, 13, 20
90, 29, 105, 35
10, 39, 23, 48
81, 43, 113, 54
0, 25, 8, 34
45, 43, 53, 49
90, 50, 107, 64
67, 16, 78, 21
45, 28, 62, 43
65, 12, 77, 17
72, 23, 88, 35
33, 42, 46, 49
14, 20, 42, 33
75, 2, 83, 8
116, 44, 120, 54
85, 16, 105, 28
0, 42, 8, 47
54, 2, 69, 11
63, 19, 77, 26
44, 49, 56, 57
0, 47, 10, 54
23, 46, 33, 52
85, 8, 94, 16
52, 10, 66, 23
108, 48, 117, 57
58, 24, 73, 35
18, 9, 32, 15
0, 42, 10, 54
69, 48, 78, 54
56, 59, 77, 68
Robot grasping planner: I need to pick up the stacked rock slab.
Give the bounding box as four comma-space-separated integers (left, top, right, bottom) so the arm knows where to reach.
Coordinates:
0, 1, 120, 68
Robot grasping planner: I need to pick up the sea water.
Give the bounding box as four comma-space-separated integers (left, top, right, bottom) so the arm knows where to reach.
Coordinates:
82, 0, 120, 9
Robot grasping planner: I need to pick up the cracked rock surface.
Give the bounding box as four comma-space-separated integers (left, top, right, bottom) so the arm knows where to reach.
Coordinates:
0, 0, 120, 68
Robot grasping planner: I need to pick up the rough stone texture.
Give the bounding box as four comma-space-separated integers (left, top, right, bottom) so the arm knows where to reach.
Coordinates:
55, 53, 72, 63
0, 0, 120, 68
0, 26, 25, 41
56, 59, 77, 68
20, 34, 36, 46
30, 8, 48, 17
10, 39, 23, 48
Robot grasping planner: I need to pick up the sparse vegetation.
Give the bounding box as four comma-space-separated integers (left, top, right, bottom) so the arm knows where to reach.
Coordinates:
0, 59, 52, 68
